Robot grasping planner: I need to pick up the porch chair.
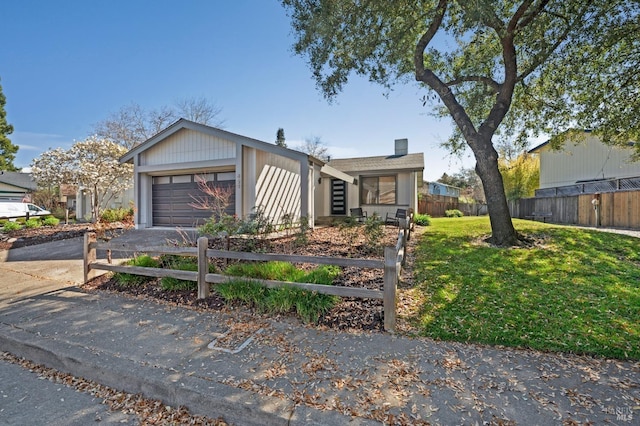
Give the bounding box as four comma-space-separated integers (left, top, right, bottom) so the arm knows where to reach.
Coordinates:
350, 207, 367, 222
385, 208, 407, 227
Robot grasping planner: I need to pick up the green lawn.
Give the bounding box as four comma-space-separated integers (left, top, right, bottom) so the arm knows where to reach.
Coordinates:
409, 217, 640, 359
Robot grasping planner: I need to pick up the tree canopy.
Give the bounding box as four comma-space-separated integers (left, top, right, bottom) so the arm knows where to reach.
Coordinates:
276, 127, 287, 147
282, 0, 639, 245
295, 136, 329, 161
31, 137, 133, 221
0, 78, 19, 171
93, 97, 225, 149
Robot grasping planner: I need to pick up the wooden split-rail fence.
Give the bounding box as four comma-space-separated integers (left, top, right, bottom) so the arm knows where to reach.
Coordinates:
84, 225, 412, 332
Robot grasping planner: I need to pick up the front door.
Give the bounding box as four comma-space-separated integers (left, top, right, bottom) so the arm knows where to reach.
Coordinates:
330, 179, 346, 215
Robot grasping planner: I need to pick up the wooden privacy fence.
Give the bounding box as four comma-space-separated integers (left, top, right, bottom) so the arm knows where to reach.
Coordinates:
510, 190, 640, 229
84, 227, 411, 332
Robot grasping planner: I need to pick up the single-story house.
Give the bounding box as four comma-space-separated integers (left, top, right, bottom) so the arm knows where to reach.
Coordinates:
120, 119, 424, 229
322, 139, 424, 221
0, 171, 37, 202
529, 131, 640, 190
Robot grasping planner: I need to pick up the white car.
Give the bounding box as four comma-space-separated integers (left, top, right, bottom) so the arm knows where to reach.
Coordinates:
0, 202, 52, 220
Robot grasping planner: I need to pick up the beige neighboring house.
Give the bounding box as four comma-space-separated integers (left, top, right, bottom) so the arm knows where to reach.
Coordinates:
0, 171, 37, 202
120, 119, 424, 229
529, 132, 640, 189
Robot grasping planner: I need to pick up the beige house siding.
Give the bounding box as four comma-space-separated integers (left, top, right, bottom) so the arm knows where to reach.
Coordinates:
140, 128, 235, 166
315, 170, 419, 219
536, 134, 640, 189
122, 119, 314, 229
252, 150, 302, 225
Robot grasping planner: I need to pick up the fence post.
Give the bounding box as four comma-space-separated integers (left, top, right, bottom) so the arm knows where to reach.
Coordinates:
83, 232, 96, 284
383, 246, 397, 332
197, 237, 210, 299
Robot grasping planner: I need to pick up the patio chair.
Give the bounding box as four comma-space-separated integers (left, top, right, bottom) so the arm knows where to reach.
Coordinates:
350, 207, 367, 222
385, 209, 407, 227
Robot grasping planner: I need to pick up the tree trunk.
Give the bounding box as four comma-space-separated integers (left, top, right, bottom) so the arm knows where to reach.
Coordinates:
472, 135, 519, 246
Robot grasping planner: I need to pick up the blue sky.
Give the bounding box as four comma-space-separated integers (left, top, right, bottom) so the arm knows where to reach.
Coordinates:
1, 0, 475, 180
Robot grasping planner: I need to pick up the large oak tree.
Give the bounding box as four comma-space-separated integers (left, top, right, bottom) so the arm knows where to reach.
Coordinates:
282, 0, 639, 245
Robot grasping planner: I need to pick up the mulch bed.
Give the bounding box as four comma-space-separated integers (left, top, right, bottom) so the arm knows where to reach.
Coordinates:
0, 222, 132, 251
2, 223, 415, 332
82, 226, 413, 332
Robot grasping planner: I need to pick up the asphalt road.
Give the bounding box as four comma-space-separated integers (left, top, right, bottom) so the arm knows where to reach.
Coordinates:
0, 357, 138, 426
0, 230, 191, 426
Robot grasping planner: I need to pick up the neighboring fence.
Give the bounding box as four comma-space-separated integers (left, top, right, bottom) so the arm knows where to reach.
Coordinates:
458, 202, 488, 216
84, 225, 412, 332
509, 190, 640, 229
535, 176, 640, 197
418, 195, 459, 217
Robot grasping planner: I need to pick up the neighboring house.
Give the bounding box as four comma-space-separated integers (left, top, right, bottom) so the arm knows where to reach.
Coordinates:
425, 181, 460, 198
120, 120, 424, 229
75, 186, 134, 221
323, 139, 424, 221
529, 132, 640, 190
0, 171, 37, 202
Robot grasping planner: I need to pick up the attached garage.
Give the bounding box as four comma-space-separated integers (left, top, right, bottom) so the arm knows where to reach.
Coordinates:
151, 173, 235, 227
120, 119, 320, 230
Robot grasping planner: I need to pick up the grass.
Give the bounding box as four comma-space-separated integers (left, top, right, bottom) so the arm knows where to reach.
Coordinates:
114, 255, 159, 287
158, 255, 216, 291
218, 261, 341, 323
410, 217, 640, 359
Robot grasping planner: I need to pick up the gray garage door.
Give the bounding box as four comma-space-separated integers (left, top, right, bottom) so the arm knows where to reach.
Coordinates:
152, 174, 235, 227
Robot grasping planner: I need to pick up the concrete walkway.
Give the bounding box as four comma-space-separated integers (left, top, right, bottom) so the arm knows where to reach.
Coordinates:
0, 231, 638, 425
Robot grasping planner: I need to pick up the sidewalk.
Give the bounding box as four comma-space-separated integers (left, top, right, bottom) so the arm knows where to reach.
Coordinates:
0, 233, 638, 425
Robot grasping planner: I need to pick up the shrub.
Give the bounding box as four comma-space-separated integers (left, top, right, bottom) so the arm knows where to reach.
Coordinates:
2, 221, 22, 232
43, 216, 60, 226
445, 209, 464, 218
294, 216, 310, 246
338, 216, 360, 251
199, 213, 241, 236
101, 208, 133, 223
51, 206, 68, 220
114, 255, 159, 287
24, 218, 42, 229
363, 214, 384, 253
413, 213, 431, 226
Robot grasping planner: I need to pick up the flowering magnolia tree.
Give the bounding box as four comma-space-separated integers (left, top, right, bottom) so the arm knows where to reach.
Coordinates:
31, 136, 133, 221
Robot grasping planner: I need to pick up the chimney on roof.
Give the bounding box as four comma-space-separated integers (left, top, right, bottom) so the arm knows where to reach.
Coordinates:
394, 138, 408, 156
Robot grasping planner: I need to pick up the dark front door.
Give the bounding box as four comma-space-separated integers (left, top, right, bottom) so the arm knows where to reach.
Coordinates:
330, 179, 346, 215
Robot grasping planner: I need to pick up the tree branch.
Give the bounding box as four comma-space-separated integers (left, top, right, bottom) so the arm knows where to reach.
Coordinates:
515, 0, 550, 30
414, 0, 480, 145
414, 0, 447, 80
445, 75, 501, 94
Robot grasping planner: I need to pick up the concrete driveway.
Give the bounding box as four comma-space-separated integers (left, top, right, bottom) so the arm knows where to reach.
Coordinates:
0, 228, 197, 304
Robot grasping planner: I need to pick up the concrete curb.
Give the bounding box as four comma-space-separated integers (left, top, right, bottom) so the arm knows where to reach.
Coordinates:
0, 324, 373, 425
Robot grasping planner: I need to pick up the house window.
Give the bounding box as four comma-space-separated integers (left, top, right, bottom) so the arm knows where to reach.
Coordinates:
360, 176, 396, 205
